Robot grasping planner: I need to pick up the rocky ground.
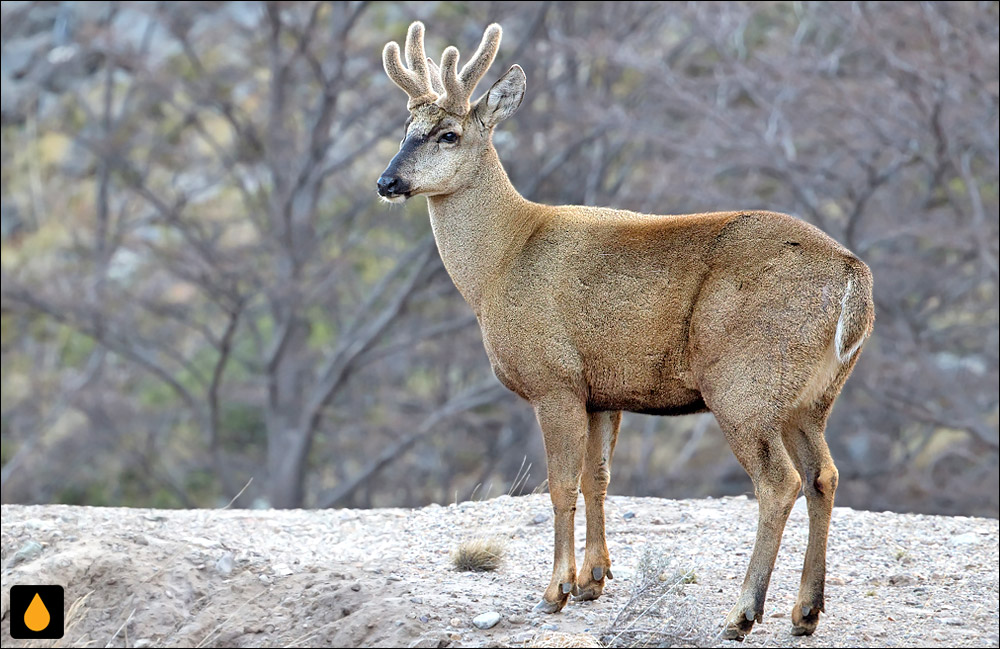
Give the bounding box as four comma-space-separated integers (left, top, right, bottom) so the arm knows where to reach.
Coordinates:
1, 494, 998, 648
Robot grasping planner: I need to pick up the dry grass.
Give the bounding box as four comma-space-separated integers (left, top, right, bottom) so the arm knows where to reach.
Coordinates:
450, 536, 507, 572
602, 547, 707, 648
528, 631, 604, 647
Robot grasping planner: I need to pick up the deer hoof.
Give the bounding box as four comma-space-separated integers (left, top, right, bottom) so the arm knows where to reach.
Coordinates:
723, 607, 758, 641
791, 602, 821, 636
533, 598, 563, 614
722, 618, 754, 641
574, 566, 608, 602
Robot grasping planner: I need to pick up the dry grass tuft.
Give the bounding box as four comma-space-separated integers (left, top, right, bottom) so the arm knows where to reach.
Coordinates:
529, 631, 604, 647
451, 536, 507, 572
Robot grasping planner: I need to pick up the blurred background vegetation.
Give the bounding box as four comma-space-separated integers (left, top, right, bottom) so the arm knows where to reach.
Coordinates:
1, 1, 997, 517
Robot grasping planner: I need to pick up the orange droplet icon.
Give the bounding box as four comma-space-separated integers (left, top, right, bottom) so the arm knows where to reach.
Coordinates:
25, 592, 51, 632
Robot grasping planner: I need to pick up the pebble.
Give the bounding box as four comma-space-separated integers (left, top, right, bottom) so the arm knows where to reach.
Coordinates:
9, 540, 43, 567
215, 552, 235, 576
623, 511, 636, 520
532, 513, 549, 524
473, 611, 501, 629
949, 532, 979, 546
508, 614, 526, 625
541, 623, 559, 631
449, 617, 464, 627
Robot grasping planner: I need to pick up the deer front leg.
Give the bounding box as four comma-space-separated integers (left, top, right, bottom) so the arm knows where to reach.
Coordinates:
532, 390, 588, 614
575, 410, 621, 601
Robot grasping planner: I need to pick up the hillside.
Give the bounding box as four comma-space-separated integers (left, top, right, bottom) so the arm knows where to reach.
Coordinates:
2, 495, 997, 647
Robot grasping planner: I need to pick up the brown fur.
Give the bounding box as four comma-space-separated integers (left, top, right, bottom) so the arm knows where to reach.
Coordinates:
378, 23, 874, 639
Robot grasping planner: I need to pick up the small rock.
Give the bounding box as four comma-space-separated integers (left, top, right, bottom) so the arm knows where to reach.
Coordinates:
450, 617, 464, 627
419, 615, 429, 623
949, 532, 979, 546
828, 576, 846, 586
541, 623, 559, 631
351, 583, 362, 592
259, 574, 271, 585
473, 611, 501, 629
9, 541, 43, 567
532, 513, 549, 525
215, 552, 235, 576
134, 640, 152, 648
938, 617, 964, 626
508, 614, 526, 625
623, 511, 636, 520
888, 574, 915, 586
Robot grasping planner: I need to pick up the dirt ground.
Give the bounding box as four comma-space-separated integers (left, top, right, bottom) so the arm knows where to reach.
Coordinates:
1, 494, 998, 648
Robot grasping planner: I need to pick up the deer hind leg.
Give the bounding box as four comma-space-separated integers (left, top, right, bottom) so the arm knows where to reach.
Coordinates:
532, 390, 588, 613
575, 410, 622, 601
717, 412, 802, 640
781, 397, 839, 636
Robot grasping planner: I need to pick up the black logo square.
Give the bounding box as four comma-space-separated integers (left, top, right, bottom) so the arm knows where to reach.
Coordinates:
9, 585, 64, 639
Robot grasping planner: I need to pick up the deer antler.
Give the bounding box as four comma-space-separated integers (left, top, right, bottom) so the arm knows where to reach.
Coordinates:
436, 24, 502, 115
383, 22, 439, 110
384, 22, 502, 116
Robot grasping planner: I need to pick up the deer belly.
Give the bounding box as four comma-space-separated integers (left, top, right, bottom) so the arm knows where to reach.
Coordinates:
584, 359, 706, 415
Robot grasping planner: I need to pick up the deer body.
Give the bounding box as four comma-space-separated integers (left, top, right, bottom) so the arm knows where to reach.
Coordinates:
379, 22, 873, 640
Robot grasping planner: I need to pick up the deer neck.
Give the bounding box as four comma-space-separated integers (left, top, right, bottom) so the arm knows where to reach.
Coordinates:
426, 144, 537, 312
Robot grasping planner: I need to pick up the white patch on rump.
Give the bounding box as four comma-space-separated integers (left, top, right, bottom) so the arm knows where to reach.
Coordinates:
834, 277, 865, 363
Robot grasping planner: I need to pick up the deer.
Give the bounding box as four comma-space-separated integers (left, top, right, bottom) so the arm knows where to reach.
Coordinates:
376, 21, 874, 640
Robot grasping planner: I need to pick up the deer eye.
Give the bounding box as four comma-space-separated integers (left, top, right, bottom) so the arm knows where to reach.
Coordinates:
439, 132, 459, 144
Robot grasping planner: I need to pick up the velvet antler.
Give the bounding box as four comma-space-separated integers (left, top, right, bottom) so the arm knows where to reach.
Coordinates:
383, 22, 438, 110
385, 22, 503, 116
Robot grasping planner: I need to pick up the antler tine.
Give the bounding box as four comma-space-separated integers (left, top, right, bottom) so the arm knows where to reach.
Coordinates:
439, 46, 463, 114
383, 21, 439, 110
437, 23, 503, 115
404, 22, 429, 81
426, 57, 445, 94
459, 24, 502, 92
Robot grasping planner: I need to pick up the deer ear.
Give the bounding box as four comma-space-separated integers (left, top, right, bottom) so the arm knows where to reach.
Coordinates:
474, 65, 525, 127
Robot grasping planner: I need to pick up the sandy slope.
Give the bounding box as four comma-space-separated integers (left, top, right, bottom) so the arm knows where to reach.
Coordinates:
1, 494, 997, 648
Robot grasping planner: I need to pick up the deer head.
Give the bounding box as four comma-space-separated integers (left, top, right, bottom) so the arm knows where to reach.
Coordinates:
376, 22, 526, 202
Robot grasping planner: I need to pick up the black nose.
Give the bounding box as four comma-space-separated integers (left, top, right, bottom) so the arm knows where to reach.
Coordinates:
377, 175, 409, 197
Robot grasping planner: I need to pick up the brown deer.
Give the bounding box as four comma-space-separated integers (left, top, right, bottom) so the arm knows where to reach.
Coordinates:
377, 22, 874, 640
